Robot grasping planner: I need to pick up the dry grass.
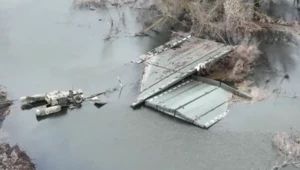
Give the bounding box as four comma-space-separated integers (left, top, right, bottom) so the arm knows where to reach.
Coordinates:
201, 39, 261, 82
139, 0, 272, 42
73, 0, 107, 8
0, 143, 35, 170
272, 132, 300, 169
143, 0, 296, 43
155, 0, 227, 40
0, 90, 34, 170
227, 40, 261, 80
0, 89, 12, 119
231, 80, 271, 103
72, 0, 137, 9
72, 0, 278, 42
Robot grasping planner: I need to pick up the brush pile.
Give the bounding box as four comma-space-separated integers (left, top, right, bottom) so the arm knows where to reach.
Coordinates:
0, 143, 36, 170
200, 40, 261, 82
72, 0, 136, 9
0, 89, 13, 120
73, 0, 106, 8
0, 89, 35, 170
138, 0, 268, 42
272, 132, 300, 169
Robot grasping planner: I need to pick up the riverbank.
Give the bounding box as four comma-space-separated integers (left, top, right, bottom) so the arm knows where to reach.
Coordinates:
1, 0, 300, 169
70, 0, 300, 97
0, 89, 35, 170
0, 89, 12, 126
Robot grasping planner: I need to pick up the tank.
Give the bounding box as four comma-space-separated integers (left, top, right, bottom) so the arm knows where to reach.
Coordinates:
36, 105, 62, 116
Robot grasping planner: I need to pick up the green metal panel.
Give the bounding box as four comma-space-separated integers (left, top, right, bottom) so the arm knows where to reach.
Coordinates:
176, 88, 229, 121
147, 80, 199, 106
132, 42, 233, 107
134, 35, 235, 129
145, 79, 231, 129
194, 102, 229, 128
161, 83, 217, 111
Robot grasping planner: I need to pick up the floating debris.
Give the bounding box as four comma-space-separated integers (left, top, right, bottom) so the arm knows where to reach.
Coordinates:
20, 89, 108, 117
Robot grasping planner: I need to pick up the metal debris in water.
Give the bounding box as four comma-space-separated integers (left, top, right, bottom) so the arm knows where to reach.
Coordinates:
20, 89, 109, 117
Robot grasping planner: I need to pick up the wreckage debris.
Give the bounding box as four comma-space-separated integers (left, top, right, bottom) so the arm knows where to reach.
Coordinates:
20, 89, 84, 117
20, 89, 107, 117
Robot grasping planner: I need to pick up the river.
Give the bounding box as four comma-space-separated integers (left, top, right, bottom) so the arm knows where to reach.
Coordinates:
0, 0, 300, 170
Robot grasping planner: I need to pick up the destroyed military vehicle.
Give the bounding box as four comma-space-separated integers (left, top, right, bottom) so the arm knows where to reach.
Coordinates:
20, 89, 85, 117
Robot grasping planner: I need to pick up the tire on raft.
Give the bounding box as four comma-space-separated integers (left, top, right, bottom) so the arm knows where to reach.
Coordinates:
73, 95, 84, 105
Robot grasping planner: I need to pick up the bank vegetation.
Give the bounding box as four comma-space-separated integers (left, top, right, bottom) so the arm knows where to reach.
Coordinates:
72, 0, 300, 84
0, 89, 35, 170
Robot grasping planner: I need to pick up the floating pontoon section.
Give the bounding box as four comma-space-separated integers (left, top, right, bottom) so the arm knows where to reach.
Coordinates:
131, 35, 234, 107
145, 79, 231, 129
132, 35, 238, 129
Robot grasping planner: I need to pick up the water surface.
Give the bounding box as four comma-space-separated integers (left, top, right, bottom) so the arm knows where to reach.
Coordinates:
0, 0, 300, 170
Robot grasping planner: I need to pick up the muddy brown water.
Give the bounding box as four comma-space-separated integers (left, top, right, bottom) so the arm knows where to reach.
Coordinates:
1, 0, 300, 170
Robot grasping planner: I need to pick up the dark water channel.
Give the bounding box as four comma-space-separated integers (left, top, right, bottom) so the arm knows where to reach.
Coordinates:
1, 0, 300, 170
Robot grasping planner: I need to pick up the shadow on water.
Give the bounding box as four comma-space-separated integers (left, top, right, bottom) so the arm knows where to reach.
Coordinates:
29, 102, 107, 121
93, 102, 106, 108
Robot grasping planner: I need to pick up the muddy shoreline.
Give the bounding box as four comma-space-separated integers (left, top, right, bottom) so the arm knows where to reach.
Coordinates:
0, 89, 12, 126
1, 0, 300, 169
0, 89, 35, 170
